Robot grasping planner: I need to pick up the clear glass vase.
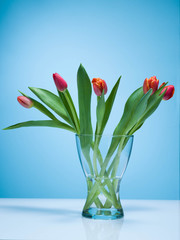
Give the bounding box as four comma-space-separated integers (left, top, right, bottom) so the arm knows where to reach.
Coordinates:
75, 134, 134, 220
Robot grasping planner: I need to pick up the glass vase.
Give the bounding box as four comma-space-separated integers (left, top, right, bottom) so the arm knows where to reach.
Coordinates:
75, 134, 134, 220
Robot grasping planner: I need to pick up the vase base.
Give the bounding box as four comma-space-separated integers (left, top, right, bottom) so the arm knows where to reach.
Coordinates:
82, 207, 124, 220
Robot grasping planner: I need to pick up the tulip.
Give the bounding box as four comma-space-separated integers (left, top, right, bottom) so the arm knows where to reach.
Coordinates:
92, 78, 107, 96
53, 73, 67, 92
17, 96, 33, 108
143, 76, 159, 95
159, 83, 175, 100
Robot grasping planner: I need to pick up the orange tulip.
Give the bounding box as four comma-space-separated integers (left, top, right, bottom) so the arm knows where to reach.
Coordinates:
92, 78, 107, 96
17, 96, 33, 108
159, 83, 175, 100
143, 76, 159, 95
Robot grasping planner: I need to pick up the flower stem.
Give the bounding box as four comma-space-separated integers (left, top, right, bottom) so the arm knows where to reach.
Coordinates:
92, 141, 120, 206
84, 138, 125, 209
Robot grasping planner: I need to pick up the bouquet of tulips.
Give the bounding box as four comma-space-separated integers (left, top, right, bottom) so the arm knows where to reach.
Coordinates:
4, 64, 174, 133
4, 64, 175, 217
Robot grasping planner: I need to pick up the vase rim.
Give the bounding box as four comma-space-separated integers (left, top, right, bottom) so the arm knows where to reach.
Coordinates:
75, 133, 134, 137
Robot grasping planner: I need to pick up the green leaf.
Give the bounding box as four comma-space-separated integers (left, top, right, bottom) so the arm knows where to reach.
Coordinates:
3, 120, 75, 132
100, 76, 121, 134
107, 88, 152, 157
128, 88, 152, 129
113, 87, 146, 135
128, 122, 144, 135
77, 64, 93, 135
77, 64, 93, 152
19, 91, 58, 121
138, 82, 168, 124
58, 89, 80, 133
58, 91, 76, 129
129, 83, 168, 135
65, 90, 80, 133
96, 91, 105, 134
29, 87, 71, 125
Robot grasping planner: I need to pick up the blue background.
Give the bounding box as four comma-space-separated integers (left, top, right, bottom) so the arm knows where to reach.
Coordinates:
0, 0, 179, 199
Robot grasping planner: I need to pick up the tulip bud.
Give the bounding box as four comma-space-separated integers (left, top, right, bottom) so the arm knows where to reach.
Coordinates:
160, 83, 175, 100
92, 78, 107, 96
53, 73, 68, 92
17, 96, 33, 108
143, 76, 159, 95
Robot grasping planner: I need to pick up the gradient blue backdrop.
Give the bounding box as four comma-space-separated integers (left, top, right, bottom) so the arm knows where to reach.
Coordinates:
0, 0, 179, 199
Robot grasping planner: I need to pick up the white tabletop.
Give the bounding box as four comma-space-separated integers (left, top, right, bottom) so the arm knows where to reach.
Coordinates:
0, 199, 179, 240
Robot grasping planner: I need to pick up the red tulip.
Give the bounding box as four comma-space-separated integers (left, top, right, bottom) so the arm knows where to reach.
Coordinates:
17, 96, 33, 108
53, 73, 67, 92
143, 76, 159, 95
159, 83, 175, 100
92, 78, 107, 96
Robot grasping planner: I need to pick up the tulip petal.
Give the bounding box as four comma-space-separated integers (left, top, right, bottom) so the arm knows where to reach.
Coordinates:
92, 78, 108, 96
93, 84, 102, 96
150, 80, 158, 94
17, 96, 33, 108
161, 85, 175, 100
102, 80, 108, 94
143, 76, 159, 95
53, 73, 67, 92
19, 91, 58, 121
143, 78, 149, 94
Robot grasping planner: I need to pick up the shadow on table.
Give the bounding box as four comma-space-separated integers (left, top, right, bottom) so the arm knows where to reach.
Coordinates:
0, 205, 80, 222
123, 203, 157, 212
